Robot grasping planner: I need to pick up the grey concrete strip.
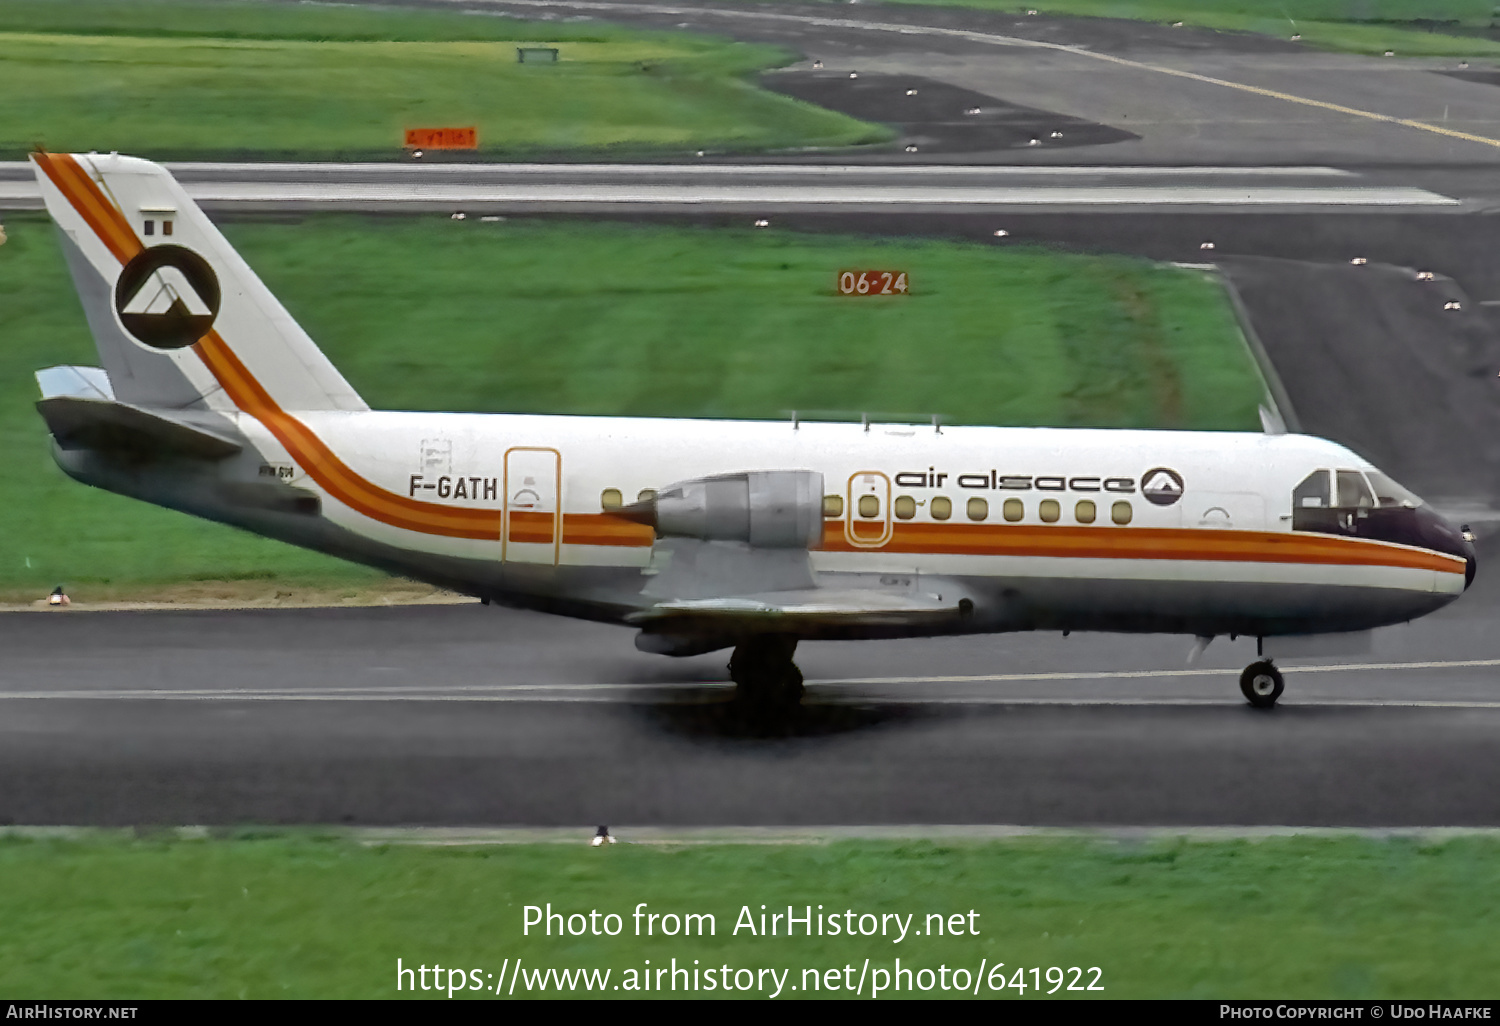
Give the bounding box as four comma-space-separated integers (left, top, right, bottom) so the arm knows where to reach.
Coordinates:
315, 825, 1500, 845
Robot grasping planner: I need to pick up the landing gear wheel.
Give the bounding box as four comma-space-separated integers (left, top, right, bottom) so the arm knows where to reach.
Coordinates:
729, 635, 803, 716
1240, 660, 1284, 709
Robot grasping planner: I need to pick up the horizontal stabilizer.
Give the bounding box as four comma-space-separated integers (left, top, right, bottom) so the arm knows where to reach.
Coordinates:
36, 365, 115, 401
36, 395, 241, 460
629, 588, 962, 631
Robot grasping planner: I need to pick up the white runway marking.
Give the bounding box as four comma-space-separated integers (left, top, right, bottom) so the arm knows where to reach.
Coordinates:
0, 180, 1455, 208
825, 657, 1500, 686
2, 657, 1497, 705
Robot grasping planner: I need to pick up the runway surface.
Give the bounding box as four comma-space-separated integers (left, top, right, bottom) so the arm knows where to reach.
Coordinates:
3, 545, 1500, 827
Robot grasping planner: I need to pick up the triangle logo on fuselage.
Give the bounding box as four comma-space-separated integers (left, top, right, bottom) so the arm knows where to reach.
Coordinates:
1141, 467, 1185, 506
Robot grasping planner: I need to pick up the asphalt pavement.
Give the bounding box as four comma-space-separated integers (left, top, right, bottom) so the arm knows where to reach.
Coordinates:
2, 547, 1498, 827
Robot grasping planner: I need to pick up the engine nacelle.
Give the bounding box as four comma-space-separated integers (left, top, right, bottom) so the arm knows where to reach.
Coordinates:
646, 470, 824, 549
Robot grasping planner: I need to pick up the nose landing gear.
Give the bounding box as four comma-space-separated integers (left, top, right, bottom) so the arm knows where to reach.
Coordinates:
1240, 660, 1284, 709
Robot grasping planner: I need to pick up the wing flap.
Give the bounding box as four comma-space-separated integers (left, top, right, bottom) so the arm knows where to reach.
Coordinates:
630, 588, 962, 631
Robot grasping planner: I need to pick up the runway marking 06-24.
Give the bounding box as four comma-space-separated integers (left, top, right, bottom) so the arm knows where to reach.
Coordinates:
479, 0, 1500, 152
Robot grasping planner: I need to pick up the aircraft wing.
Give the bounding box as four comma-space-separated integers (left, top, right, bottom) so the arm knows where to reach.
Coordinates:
629, 588, 963, 632
36, 395, 242, 460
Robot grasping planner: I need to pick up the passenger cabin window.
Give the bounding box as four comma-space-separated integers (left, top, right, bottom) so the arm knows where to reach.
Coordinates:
930, 497, 952, 521
600, 488, 622, 511
823, 495, 843, 518
1002, 498, 1024, 522
858, 494, 880, 519
967, 497, 988, 521
893, 495, 916, 520
1039, 499, 1060, 523
637, 488, 656, 503
1075, 500, 1096, 524
1111, 501, 1132, 525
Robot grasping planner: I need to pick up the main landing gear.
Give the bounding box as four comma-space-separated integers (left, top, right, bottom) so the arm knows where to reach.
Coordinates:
1239, 659, 1284, 709
728, 634, 804, 715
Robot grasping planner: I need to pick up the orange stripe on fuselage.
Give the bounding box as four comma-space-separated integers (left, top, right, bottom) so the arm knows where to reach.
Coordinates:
32, 152, 1469, 573
820, 519, 1465, 574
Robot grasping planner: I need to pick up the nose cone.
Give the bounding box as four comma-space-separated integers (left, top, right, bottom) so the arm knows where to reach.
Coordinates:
1419, 506, 1477, 590
1463, 530, 1478, 590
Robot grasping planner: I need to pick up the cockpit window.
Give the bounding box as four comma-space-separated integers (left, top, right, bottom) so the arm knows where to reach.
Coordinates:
1335, 470, 1375, 509
1366, 470, 1423, 508
1292, 465, 1433, 545
1292, 470, 1330, 509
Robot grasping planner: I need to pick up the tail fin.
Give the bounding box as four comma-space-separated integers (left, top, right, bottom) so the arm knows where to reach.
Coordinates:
31, 151, 367, 413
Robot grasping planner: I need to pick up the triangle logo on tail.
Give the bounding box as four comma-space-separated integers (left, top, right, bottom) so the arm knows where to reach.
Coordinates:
114, 245, 220, 350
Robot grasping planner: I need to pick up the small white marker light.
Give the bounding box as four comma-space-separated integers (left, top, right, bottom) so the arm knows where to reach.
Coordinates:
965, 107, 982, 116
451, 212, 466, 220
592, 826, 616, 846
1385, 50, 1395, 57
1050, 130, 1063, 138
754, 219, 770, 228
905, 144, 918, 152
411, 150, 424, 159
1200, 241, 1215, 250
1172, 21, 1183, 27
849, 71, 859, 79
1416, 270, 1435, 281
1445, 300, 1462, 310
812, 60, 823, 69
47, 586, 69, 607
1027, 137, 1039, 146
993, 229, 1009, 237
906, 88, 918, 96
1350, 256, 1367, 265
1291, 34, 1301, 40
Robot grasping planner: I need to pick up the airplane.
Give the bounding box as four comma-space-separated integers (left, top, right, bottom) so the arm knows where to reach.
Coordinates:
26, 152, 1476, 712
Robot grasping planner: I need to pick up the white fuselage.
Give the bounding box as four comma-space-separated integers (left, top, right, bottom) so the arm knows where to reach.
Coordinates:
181, 410, 1467, 639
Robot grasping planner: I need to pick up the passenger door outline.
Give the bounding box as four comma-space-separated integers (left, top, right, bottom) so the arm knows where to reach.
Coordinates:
502, 446, 562, 565
845, 470, 894, 548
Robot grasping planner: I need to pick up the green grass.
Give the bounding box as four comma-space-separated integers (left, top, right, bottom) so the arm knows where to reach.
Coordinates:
780, 0, 1500, 57
1, 833, 1496, 998
0, 0, 883, 159
0, 214, 1261, 600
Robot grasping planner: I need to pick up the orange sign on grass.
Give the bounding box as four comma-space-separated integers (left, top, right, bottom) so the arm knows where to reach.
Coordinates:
404, 127, 478, 150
